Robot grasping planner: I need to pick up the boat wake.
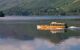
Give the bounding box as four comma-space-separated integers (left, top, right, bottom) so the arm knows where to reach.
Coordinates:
68, 26, 80, 31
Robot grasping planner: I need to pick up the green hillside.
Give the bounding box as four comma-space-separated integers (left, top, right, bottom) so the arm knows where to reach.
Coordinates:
0, 0, 80, 16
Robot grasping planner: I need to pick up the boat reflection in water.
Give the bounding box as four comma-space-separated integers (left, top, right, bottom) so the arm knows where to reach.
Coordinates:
37, 22, 68, 34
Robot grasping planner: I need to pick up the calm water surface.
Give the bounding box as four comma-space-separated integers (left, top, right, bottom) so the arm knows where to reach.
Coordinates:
0, 16, 80, 50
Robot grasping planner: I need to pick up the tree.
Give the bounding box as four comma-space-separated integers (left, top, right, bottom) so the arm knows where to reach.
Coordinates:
0, 11, 5, 17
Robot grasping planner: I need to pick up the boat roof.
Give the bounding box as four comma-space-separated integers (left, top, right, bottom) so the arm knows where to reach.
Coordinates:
50, 22, 65, 25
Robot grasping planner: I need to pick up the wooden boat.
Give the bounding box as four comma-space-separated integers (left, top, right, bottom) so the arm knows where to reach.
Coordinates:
37, 22, 67, 33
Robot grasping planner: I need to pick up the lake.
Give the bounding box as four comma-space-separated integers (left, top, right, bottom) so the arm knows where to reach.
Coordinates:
0, 16, 80, 50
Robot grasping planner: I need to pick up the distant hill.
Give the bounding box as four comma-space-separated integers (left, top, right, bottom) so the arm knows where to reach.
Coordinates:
0, 0, 80, 16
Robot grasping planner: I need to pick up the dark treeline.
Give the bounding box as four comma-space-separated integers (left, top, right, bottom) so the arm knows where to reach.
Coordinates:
3, 7, 80, 16
0, 11, 5, 17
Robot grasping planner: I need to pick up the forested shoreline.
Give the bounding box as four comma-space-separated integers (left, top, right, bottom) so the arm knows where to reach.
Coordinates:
3, 7, 80, 16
